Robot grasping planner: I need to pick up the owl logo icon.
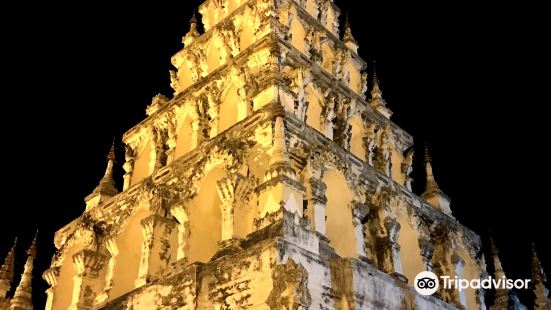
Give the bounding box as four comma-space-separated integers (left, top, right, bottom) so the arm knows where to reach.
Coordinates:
414, 271, 439, 295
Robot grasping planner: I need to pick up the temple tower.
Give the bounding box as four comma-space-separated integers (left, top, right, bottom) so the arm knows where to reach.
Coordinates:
44, 0, 493, 309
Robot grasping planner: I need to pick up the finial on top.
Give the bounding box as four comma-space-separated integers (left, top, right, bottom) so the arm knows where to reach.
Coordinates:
424, 142, 432, 164
108, 139, 116, 163
190, 11, 198, 26
343, 14, 358, 51
27, 230, 38, 258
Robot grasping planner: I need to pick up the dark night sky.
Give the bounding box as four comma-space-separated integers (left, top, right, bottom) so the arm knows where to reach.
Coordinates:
0, 1, 549, 308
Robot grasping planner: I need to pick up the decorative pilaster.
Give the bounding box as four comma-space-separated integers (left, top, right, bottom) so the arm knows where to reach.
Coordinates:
352, 202, 369, 258
153, 127, 168, 171
257, 116, 305, 224
165, 112, 178, 165
305, 177, 327, 235
97, 238, 118, 305
42, 267, 60, 310
401, 148, 414, 190
137, 215, 178, 285
418, 236, 435, 272
123, 144, 136, 191
71, 249, 110, 310
363, 123, 377, 167
382, 217, 405, 281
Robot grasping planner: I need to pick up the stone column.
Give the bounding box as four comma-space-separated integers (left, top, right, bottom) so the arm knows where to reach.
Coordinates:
153, 128, 168, 171
136, 215, 177, 286
166, 114, 178, 164
305, 178, 327, 235
72, 250, 109, 310
97, 238, 118, 305
385, 217, 403, 275
42, 267, 60, 310
191, 118, 203, 149
418, 236, 435, 271
170, 204, 189, 261
217, 177, 236, 242
453, 253, 467, 309
378, 217, 406, 282
352, 202, 369, 258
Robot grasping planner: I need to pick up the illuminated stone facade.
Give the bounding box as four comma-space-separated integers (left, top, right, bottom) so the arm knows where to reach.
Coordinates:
38, 0, 549, 309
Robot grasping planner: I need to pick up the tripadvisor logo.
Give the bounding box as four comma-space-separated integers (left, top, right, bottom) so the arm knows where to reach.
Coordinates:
414, 271, 439, 295
414, 271, 531, 296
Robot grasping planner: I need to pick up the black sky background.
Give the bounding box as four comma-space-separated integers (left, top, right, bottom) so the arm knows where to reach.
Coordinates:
0, 1, 549, 308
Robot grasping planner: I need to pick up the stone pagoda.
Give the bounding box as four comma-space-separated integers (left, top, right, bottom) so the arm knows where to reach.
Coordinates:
41, 0, 501, 309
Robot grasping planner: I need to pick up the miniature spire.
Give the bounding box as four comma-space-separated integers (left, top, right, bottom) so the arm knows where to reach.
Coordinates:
343, 15, 358, 53
182, 12, 200, 46
270, 117, 291, 166
490, 237, 506, 280
422, 144, 453, 215
490, 237, 509, 308
488, 237, 526, 310
371, 63, 382, 99
9, 232, 37, 310
532, 243, 551, 309
90, 141, 119, 198
423, 144, 441, 196
369, 63, 392, 119
0, 238, 17, 298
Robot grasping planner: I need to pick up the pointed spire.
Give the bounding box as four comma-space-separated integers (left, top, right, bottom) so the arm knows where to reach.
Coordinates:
490, 236, 506, 280
88, 141, 119, 200
183, 11, 200, 46
532, 243, 551, 309
369, 62, 392, 119
489, 236, 510, 308
532, 243, 546, 282
0, 238, 17, 298
0, 238, 17, 282
423, 144, 441, 196
422, 144, 453, 215
343, 15, 358, 52
10, 232, 37, 310
270, 117, 290, 166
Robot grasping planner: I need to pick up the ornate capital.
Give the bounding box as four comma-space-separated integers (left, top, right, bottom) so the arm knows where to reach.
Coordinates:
72, 250, 109, 279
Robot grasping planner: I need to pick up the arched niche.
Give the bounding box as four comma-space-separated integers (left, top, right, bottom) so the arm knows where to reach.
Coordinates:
131, 134, 154, 186
187, 167, 224, 264
323, 169, 358, 258
348, 116, 365, 160
396, 213, 425, 285
290, 18, 307, 54
174, 113, 194, 159
206, 40, 223, 74
109, 205, 150, 300
177, 61, 196, 90
51, 239, 84, 309
218, 81, 242, 133
239, 9, 257, 51
456, 247, 481, 310
305, 84, 323, 133
305, 0, 319, 18
348, 64, 361, 93
390, 147, 403, 184
321, 43, 335, 72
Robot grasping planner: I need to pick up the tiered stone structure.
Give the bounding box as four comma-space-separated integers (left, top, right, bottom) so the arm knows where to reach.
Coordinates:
38, 0, 549, 309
